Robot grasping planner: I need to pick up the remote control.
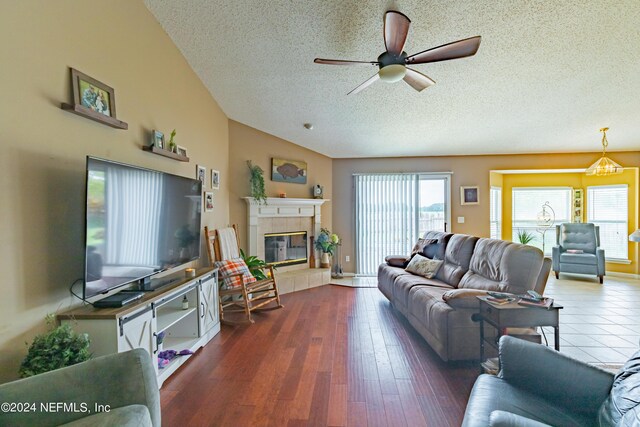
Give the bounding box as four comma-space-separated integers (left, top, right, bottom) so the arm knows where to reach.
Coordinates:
527, 290, 543, 300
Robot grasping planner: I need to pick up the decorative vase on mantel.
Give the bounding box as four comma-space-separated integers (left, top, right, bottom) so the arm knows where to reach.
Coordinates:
320, 252, 331, 268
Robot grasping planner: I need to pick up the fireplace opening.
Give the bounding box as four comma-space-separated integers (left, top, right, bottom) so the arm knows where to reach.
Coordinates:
264, 231, 307, 267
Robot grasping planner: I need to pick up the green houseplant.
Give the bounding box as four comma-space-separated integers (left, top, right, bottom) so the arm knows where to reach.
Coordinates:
19, 315, 91, 378
315, 228, 340, 268
247, 160, 267, 205
240, 249, 273, 280
516, 229, 535, 245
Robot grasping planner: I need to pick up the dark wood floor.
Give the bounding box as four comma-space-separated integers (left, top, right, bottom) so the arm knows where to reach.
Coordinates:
161, 285, 478, 426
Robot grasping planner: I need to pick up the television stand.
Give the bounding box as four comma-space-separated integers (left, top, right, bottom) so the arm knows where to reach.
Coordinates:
93, 291, 144, 308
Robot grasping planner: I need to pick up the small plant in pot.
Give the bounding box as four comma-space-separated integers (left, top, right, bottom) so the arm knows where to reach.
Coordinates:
19, 314, 91, 378
315, 228, 340, 268
516, 229, 535, 245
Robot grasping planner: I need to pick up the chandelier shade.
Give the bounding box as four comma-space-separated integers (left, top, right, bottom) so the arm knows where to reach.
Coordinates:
585, 127, 623, 176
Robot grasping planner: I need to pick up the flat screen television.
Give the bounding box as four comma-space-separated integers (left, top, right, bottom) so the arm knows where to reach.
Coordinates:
84, 157, 202, 299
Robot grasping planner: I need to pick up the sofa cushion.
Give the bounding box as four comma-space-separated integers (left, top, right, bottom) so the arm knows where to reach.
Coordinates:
408, 286, 452, 347
392, 274, 453, 311
462, 375, 593, 427
60, 405, 152, 427
435, 234, 478, 287
598, 349, 640, 426
459, 238, 543, 295
560, 252, 597, 265
405, 254, 443, 278
377, 264, 411, 301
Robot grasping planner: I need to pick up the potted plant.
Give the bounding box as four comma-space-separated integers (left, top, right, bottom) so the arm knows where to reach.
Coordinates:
19, 315, 91, 378
516, 229, 535, 245
315, 228, 340, 268
168, 129, 177, 153
247, 160, 267, 205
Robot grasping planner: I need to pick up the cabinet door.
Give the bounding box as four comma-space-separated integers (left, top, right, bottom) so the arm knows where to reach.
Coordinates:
117, 307, 157, 374
199, 272, 219, 334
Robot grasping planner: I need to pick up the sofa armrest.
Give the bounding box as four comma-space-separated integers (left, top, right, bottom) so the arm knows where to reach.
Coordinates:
551, 246, 560, 272
596, 248, 606, 275
0, 348, 160, 427
489, 411, 552, 427
442, 289, 490, 309
498, 336, 613, 419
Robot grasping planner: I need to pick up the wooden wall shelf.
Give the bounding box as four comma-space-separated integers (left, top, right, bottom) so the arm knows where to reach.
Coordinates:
61, 103, 128, 129
142, 145, 190, 162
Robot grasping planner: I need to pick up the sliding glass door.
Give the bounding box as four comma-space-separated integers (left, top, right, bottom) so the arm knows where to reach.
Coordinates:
354, 173, 450, 275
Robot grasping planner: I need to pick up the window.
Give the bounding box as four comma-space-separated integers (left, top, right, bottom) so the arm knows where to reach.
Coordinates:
512, 187, 572, 255
490, 187, 502, 239
354, 173, 450, 275
587, 185, 628, 260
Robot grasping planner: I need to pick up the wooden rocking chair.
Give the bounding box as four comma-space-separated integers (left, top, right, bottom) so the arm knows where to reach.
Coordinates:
204, 225, 283, 324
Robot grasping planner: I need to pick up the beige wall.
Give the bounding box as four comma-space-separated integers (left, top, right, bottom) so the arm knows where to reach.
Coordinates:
0, 1, 229, 382
333, 151, 640, 274
228, 121, 333, 249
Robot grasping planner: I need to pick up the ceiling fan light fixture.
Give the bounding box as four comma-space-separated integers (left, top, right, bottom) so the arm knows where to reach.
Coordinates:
585, 127, 624, 176
378, 64, 406, 83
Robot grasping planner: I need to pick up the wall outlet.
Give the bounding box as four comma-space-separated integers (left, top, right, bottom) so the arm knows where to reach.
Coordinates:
345, 255, 350, 262
457, 216, 465, 224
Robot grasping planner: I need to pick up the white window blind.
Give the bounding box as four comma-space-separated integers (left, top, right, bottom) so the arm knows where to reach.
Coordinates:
587, 185, 628, 260
512, 187, 572, 255
490, 187, 502, 240
355, 174, 418, 275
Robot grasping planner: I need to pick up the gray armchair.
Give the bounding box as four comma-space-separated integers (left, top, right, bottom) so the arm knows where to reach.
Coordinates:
463, 336, 619, 427
0, 348, 160, 427
552, 223, 605, 283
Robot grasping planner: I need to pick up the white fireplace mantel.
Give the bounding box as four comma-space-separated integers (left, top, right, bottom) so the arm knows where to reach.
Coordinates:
242, 197, 329, 263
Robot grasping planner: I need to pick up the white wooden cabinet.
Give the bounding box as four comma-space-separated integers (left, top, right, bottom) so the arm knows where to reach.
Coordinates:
59, 268, 219, 388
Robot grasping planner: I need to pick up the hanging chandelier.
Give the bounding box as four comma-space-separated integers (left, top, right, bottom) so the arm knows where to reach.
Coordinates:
585, 127, 623, 176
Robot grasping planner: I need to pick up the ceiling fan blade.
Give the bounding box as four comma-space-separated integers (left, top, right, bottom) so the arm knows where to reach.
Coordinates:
347, 73, 380, 95
406, 36, 481, 64
403, 68, 436, 92
384, 11, 411, 55
314, 58, 378, 66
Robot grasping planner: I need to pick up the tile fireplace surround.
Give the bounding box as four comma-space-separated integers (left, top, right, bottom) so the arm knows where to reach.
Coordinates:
242, 197, 329, 271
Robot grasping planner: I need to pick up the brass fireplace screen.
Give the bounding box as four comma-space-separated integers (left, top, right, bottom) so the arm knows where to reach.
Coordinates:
264, 231, 308, 267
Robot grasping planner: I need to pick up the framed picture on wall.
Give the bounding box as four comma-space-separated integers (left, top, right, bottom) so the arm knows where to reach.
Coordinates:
460, 186, 479, 205
211, 169, 220, 190
271, 158, 307, 184
196, 165, 206, 187
152, 130, 164, 149
204, 192, 214, 212
71, 68, 117, 118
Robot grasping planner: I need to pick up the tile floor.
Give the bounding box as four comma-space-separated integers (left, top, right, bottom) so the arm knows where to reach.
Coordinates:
542, 273, 640, 365
333, 272, 640, 365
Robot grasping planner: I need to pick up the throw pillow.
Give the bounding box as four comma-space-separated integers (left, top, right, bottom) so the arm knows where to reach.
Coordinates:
405, 254, 443, 279
411, 238, 438, 258
213, 258, 257, 289
566, 249, 584, 254
385, 255, 410, 268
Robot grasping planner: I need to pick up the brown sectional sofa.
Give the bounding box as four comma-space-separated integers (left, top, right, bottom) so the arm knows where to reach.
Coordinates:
378, 231, 552, 361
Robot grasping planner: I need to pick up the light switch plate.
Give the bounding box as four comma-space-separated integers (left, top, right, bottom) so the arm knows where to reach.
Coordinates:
457, 216, 465, 223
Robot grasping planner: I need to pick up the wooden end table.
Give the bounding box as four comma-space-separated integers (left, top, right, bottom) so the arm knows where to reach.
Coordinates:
476, 296, 563, 371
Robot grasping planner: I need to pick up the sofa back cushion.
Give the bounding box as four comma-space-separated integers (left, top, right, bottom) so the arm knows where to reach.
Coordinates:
598, 349, 640, 426
422, 231, 453, 260
458, 238, 543, 294
557, 223, 599, 253
434, 234, 478, 287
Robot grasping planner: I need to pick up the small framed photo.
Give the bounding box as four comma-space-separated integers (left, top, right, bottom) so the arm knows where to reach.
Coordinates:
71, 68, 117, 118
196, 165, 206, 186
152, 130, 164, 149
204, 192, 214, 212
460, 186, 479, 205
211, 169, 220, 190
177, 145, 187, 157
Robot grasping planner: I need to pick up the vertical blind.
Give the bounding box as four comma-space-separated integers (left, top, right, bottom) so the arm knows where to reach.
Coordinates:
355, 174, 418, 275
490, 187, 502, 240
587, 185, 628, 259
512, 187, 572, 255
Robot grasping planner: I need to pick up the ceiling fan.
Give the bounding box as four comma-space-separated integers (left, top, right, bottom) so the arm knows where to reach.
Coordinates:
314, 10, 481, 95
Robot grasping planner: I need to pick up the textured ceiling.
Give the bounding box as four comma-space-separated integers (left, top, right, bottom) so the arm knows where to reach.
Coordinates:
144, 0, 640, 158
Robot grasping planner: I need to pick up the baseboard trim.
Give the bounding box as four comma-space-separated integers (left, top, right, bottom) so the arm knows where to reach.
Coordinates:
607, 272, 640, 279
